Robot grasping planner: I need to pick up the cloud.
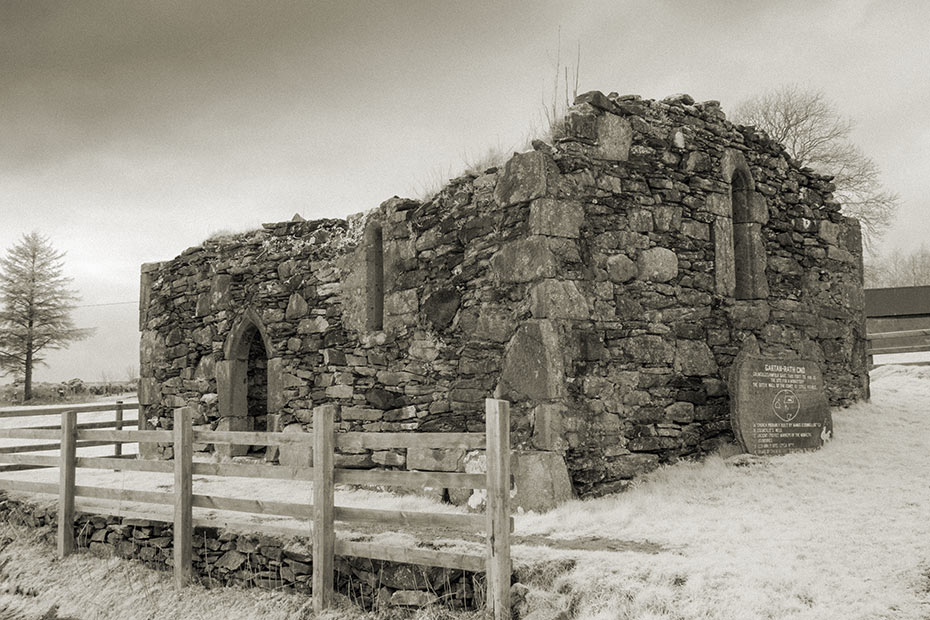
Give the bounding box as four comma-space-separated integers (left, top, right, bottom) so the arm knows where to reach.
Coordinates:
1, 0, 928, 383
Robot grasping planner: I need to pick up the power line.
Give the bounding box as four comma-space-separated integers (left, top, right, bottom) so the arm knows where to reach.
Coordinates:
74, 301, 137, 308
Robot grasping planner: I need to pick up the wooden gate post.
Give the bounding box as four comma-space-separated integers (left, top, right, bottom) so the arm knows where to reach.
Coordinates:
173, 407, 193, 587
485, 398, 511, 620
57, 409, 77, 557
114, 400, 124, 457
312, 404, 336, 613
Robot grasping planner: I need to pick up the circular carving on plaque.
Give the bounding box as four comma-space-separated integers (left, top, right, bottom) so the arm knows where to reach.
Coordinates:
771, 389, 800, 422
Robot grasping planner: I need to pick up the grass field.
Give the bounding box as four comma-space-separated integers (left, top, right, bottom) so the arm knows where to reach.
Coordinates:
0, 366, 928, 619
510, 364, 930, 619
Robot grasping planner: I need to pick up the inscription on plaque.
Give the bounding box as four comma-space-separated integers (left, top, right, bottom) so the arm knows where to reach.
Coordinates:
730, 353, 832, 456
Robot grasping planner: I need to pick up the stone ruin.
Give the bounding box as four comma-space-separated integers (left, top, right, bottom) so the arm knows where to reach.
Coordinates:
138, 90, 869, 510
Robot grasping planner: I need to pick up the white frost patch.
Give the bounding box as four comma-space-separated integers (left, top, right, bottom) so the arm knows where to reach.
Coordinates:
511, 365, 930, 619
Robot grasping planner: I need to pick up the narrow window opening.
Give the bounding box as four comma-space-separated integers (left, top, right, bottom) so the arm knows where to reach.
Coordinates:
732, 170, 754, 300
366, 223, 384, 330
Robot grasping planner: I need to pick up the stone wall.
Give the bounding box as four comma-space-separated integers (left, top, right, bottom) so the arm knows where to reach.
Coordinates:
0, 494, 480, 610
518, 91, 868, 495
139, 89, 868, 502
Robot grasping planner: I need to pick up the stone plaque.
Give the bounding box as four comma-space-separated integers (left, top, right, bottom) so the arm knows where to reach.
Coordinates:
730, 353, 833, 456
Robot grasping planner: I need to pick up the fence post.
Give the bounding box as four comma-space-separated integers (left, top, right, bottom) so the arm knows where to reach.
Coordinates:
57, 409, 77, 557
114, 400, 124, 457
312, 404, 336, 613
173, 407, 193, 587
485, 398, 511, 620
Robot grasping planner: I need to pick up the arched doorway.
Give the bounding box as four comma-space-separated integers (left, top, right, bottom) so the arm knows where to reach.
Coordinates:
245, 328, 268, 434
216, 309, 271, 458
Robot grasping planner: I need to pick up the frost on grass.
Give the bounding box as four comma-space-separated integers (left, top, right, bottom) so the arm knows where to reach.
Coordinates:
0, 528, 483, 620
2, 367, 930, 619
511, 366, 930, 619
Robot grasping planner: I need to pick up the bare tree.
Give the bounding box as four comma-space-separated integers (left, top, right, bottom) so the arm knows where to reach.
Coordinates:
864, 245, 930, 288
733, 85, 898, 250
0, 233, 93, 400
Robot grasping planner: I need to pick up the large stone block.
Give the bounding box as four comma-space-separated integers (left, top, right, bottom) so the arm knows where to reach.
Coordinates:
266, 357, 284, 413
573, 90, 620, 113
721, 149, 752, 186
297, 317, 329, 333
379, 564, 447, 590
529, 280, 589, 320
216, 359, 246, 418
682, 219, 710, 241
713, 218, 736, 296
474, 307, 516, 343
704, 193, 731, 217
636, 247, 678, 283
605, 453, 660, 479
138, 266, 158, 330
384, 289, 418, 316
390, 590, 438, 608
592, 114, 633, 161
138, 377, 158, 406
618, 335, 674, 365
653, 205, 682, 232
674, 340, 718, 376
139, 330, 165, 376
284, 293, 308, 320
422, 288, 460, 330
528, 199, 584, 238
532, 403, 566, 451
606, 254, 637, 283
215, 416, 253, 459
278, 424, 311, 468
210, 274, 232, 308
512, 451, 573, 512
497, 320, 565, 401
819, 219, 840, 245
493, 151, 548, 207
195, 293, 210, 317
490, 237, 558, 283
733, 224, 769, 299
726, 301, 771, 330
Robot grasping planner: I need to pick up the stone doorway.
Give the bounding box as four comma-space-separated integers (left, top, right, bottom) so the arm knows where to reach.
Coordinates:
216, 310, 272, 459
246, 330, 268, 435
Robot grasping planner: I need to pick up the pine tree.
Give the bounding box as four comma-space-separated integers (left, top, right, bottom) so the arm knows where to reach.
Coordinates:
0, 233, 93, 401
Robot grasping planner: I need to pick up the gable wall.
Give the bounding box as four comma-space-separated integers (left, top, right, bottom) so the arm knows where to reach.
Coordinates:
139, 91, 867, 499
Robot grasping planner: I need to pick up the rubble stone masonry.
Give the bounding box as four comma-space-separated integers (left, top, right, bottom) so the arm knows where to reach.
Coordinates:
139, 91, 868, 502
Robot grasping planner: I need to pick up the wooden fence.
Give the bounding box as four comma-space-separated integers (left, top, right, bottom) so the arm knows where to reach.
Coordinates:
0, 401, 135, 472
0, 399, 513, 619
865, 286, 930, 366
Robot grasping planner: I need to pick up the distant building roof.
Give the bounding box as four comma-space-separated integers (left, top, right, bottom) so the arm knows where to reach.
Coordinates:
865, 286, 930, 317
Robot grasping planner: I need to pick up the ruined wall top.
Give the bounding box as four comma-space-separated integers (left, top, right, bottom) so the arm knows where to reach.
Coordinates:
138, 90, 867, 503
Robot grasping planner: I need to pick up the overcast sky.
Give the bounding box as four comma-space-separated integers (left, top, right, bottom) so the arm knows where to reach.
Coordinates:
1, 0, 927, 384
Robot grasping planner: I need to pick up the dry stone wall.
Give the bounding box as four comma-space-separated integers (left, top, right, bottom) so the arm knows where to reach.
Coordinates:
0, 495, 479, 610
139, 90, 868, 502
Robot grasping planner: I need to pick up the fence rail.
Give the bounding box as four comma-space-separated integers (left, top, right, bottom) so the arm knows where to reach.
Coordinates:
0, 401, 136, 472
865, 286, 930, 363
866, 329, 930, 356
0, 399, 513, 619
